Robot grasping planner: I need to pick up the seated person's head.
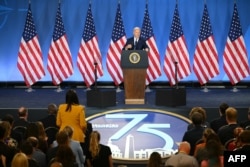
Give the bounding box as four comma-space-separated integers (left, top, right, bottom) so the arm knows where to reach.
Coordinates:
238, 130, 250, 145
56, 131, 69, 146
178, 141, 191, 154
18, 107, 28, 118
20, 140, 34, 156
226, 107, 238, 123
191, 112, 203, 126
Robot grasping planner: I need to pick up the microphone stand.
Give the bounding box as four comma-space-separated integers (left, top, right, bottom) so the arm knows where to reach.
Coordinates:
94, 62, 98, 91
174, 61, 178, 89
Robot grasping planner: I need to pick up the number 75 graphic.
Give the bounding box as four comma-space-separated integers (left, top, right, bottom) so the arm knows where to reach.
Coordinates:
106, 114, 174, 150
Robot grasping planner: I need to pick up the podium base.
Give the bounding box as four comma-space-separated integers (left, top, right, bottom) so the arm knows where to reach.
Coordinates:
155, 88, 186, 107
125, 99, 144, 105
87, 90, 116, 107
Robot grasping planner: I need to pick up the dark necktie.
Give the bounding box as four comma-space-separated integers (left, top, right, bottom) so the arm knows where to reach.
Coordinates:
134, 39, 138, 50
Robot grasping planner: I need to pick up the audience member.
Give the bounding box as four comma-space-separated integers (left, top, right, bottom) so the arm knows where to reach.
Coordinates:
182, 112, 205, 155
195, 133, 223, 165
194, 128, 215, 156
217, 107, 239, 145
81, 121, 93, 166
11, 152, 28, 167
225, 127, 244, 151
1, 121, 18, 149
54, 145, 77, 167
200, 140, 224, 167
2, 114, 23, 146
56, 89, 87, 144
210, 103, 229, 133
39, 103, 58, 129
46, 131, 69, 164
25, 122, 48, 154
165, 141, 199, 167
27, 136, 46, 167
87, 131, 113, 167
234, 130, 250, 151
20, 140, 39, 167
13, 107, 29, 128
0, 123, 16, 167
240, 107, 250, 129
63, 126, 85, 167
187, 107, 209, 130
147, 152, 162, 167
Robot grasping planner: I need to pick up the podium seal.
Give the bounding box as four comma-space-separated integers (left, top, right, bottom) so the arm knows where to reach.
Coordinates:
129, 52, 140, 64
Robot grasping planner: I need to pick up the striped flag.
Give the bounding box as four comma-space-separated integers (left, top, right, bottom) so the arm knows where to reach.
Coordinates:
17, 4, 45, 87
163, 4, 191, 86
223, 3, 250, 85
47, 3, 73, 85
106, 3, 126, 86
193, 4, 219, 85
77, 4, 103, 87
141, 4, 161, 85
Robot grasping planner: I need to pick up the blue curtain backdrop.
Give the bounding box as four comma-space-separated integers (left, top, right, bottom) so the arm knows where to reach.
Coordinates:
0, 0, 250, 83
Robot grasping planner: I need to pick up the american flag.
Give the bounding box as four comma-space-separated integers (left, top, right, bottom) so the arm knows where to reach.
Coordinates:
193, 4, 219, 85
106, 3, 126, 86
141, 4, 161, 85
17, 4, 45, 87
163, 4, 191, 86
77, 4, 103, 87
223, 3, 250, 85
47, 3, 73, 85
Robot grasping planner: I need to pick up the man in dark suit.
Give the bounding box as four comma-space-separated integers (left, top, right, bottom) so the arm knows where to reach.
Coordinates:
39, 103, 58, 129
123, 27, 149, 51
210, 103, 229, 133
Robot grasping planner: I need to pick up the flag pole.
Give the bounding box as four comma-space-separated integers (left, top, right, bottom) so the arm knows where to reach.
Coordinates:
25, 0, 35, 93
144, 0, 151, 93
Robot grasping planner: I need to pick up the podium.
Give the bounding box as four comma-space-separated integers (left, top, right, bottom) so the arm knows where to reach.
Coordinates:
121, 50, 148, 104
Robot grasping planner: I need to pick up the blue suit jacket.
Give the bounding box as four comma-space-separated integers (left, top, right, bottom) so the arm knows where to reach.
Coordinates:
123, 37, 149, 50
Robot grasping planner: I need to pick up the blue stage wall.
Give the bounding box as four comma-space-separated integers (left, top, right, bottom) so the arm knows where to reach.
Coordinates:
0, 0, 250, 83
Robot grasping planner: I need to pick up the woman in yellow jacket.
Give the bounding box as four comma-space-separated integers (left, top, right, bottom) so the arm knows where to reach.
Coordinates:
56, 89, 87, 143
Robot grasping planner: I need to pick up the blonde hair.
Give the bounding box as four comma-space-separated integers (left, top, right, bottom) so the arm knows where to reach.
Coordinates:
89, 131, 101, 158
11, 153, 28, 167
226, 107, 237, 122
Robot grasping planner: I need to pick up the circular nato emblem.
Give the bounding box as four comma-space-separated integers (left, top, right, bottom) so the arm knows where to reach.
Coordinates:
87, 109, 191, 160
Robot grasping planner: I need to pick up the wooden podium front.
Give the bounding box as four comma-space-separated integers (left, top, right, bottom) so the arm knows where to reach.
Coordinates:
121, 50, 148, 104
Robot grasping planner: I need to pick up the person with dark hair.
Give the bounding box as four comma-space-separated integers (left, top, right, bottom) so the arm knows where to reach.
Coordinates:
0, 122, 16, 167
25, 122, 48, 154
87, 131, 113, 167
39, 103, 58, 129
56, 89, 87, 144
240, 107, 250, 129
54, 145, 77, 167
13, 107, 29, 128
27, 136, 46, 167
200, 140, 224, 167
2, 114, 23, 146
49, 126, 84, 167
234, 130, 250, 151
46, 131, 69, 165
217, 107, 239, 145
187, 107, 209, 130
147, 152, 162, 167
182, 112, 205, 155
210, 103, 229, 133
20, 140, 39, 167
